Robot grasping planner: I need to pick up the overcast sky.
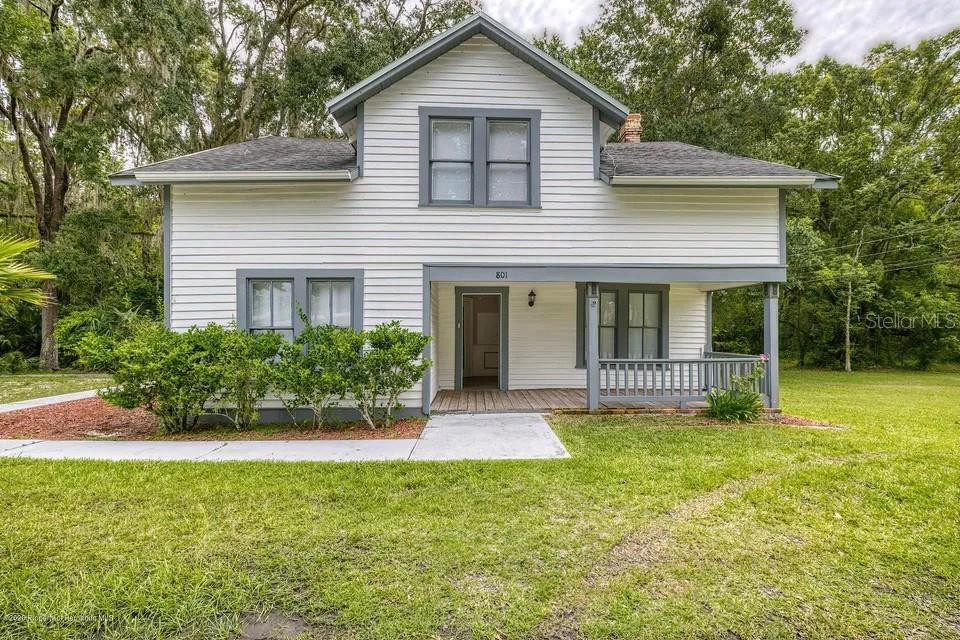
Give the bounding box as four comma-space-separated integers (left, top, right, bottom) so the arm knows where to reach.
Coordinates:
480, 0, 960, 67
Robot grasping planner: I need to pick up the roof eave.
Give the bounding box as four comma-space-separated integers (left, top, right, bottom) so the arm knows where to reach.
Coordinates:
109, 174, 145, 186
326, 12, 628, 128
606, 175, 825, 188
112, 169, 357, 185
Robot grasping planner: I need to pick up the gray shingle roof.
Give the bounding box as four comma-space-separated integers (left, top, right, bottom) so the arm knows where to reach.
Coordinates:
113, 137, 356, 176
600, 141, 836, 181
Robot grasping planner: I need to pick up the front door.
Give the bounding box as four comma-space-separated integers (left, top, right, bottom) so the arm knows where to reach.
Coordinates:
455, 287, 509, 391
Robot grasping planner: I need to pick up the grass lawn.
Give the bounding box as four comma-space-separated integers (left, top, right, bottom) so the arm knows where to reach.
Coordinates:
0, 373, 113, 404
1, 368, 958, 639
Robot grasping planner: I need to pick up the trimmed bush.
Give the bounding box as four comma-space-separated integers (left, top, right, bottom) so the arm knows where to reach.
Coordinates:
205, 324, 283, 429
273, 322, 361, 426
101, 323, 223, 433
348, 321, 430, 429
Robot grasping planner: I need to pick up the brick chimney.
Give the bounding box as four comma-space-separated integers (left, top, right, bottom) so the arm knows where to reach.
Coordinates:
614, 113, 643, 143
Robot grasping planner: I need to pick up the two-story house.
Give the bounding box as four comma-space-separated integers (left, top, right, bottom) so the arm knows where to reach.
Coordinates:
111, 12, 836, 421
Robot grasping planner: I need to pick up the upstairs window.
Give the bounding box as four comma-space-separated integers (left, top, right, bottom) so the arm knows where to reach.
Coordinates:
487, 120, 530, 205
420, 107, 540, 208
429, 119, 473, 203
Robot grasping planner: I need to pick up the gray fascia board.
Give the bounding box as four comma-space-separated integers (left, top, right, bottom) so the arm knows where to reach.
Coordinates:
326, 12, 628, 127
812, 178, 839, 189
110, 175, 145, 186
424, 263, 787, 284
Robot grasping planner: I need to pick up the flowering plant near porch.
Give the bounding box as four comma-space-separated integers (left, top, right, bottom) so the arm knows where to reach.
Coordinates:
706, 354, 767, 422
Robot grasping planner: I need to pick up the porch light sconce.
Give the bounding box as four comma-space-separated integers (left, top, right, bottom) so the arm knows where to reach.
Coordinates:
528, 290, 537, 307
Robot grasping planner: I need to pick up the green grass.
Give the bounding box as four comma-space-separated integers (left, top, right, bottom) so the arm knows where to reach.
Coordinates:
1, 368, 958, 639
0, 373, 113, 404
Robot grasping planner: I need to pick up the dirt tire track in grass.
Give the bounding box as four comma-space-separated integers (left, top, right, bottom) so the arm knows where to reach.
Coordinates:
532, 454, 872, 640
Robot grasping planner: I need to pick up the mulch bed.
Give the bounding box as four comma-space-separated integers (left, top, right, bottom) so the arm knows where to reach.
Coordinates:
0, 397, 425, 441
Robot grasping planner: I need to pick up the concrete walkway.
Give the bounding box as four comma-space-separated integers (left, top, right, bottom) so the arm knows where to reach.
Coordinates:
0, 413, 569, 463
409, 413, 570, 461
0, 389, 100, 413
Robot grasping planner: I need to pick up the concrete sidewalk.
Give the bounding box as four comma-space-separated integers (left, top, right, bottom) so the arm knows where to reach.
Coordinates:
0, 389, 100, 413
0, 413, 570, 463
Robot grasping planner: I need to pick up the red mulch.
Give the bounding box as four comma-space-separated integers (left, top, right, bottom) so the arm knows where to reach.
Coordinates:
0, 397, 425, 440
0, 398, 156, 440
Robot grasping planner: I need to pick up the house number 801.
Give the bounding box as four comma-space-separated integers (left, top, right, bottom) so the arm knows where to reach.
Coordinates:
496, 271, 508, 279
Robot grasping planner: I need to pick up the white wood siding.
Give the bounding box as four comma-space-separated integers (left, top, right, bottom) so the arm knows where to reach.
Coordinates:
168, 35, 775, 403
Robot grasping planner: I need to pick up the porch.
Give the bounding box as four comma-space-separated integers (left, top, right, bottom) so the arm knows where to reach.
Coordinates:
431, 352, 767, 413
422, 265, 782, 415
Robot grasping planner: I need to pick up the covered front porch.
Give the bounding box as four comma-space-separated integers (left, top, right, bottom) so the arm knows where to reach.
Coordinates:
421, 264, 782, 414
431, 351, 768, 414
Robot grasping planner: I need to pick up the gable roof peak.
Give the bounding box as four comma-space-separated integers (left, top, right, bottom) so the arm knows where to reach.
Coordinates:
325, 11, 628, 128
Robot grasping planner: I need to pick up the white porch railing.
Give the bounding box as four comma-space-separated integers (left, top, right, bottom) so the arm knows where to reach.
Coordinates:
598, 352, 767, 401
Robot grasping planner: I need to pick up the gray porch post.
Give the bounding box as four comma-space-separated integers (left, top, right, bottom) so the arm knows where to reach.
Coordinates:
763, 283, 780, 408
586, 282, 600, 411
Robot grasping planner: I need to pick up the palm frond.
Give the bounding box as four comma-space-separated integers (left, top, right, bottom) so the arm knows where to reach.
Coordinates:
0, 235, 40, 262
0, 235, 54, 308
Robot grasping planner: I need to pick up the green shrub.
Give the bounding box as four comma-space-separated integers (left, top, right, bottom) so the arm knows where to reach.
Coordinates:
348, 321, 430, 429
101, 323, 223, 433
0, 350, 28, 374
59, 305, 152, 370
705, 360, 767, 422
273, 322, 360, 426
205, 324, 283, 429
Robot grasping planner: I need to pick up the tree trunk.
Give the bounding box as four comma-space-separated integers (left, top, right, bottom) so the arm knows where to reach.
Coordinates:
39, 280, 59, 370
844, 282, 853, 373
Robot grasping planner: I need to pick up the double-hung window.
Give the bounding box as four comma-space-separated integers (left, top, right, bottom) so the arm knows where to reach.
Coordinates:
429, 119, 474, 203
487, 120, 531, 205
238, 270, 364, 339
577, 284, 669, 366
309, 280, 353, 328
249, 279, 294, 341
420, 107, 540, 208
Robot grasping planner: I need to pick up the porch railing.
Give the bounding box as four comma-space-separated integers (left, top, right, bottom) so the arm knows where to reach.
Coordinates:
598, 352, 766, 400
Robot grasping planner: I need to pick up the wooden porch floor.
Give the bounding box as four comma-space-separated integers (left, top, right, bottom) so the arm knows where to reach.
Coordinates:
433, 388, 586, 413
431, 388, 706, 413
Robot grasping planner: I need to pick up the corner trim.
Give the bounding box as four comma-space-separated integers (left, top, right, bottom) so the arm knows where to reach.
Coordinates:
592, 106, 601, 180
162, 185, 172, 327
356, 102, 365, 177
778, 189, 787, 266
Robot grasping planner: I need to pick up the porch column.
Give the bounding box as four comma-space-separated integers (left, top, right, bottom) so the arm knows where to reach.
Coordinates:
586, 282, 600, 411
763, 282, 780, 408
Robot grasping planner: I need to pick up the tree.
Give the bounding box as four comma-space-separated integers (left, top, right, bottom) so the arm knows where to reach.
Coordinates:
537, 0, 803, 153
0, 235, 53, 310
0, 0, 207, 368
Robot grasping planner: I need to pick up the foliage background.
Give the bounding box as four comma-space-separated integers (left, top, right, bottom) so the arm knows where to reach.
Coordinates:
1, 0, 958, 370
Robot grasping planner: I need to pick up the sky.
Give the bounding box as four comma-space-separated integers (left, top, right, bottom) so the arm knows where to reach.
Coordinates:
480, 0, 960, 67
